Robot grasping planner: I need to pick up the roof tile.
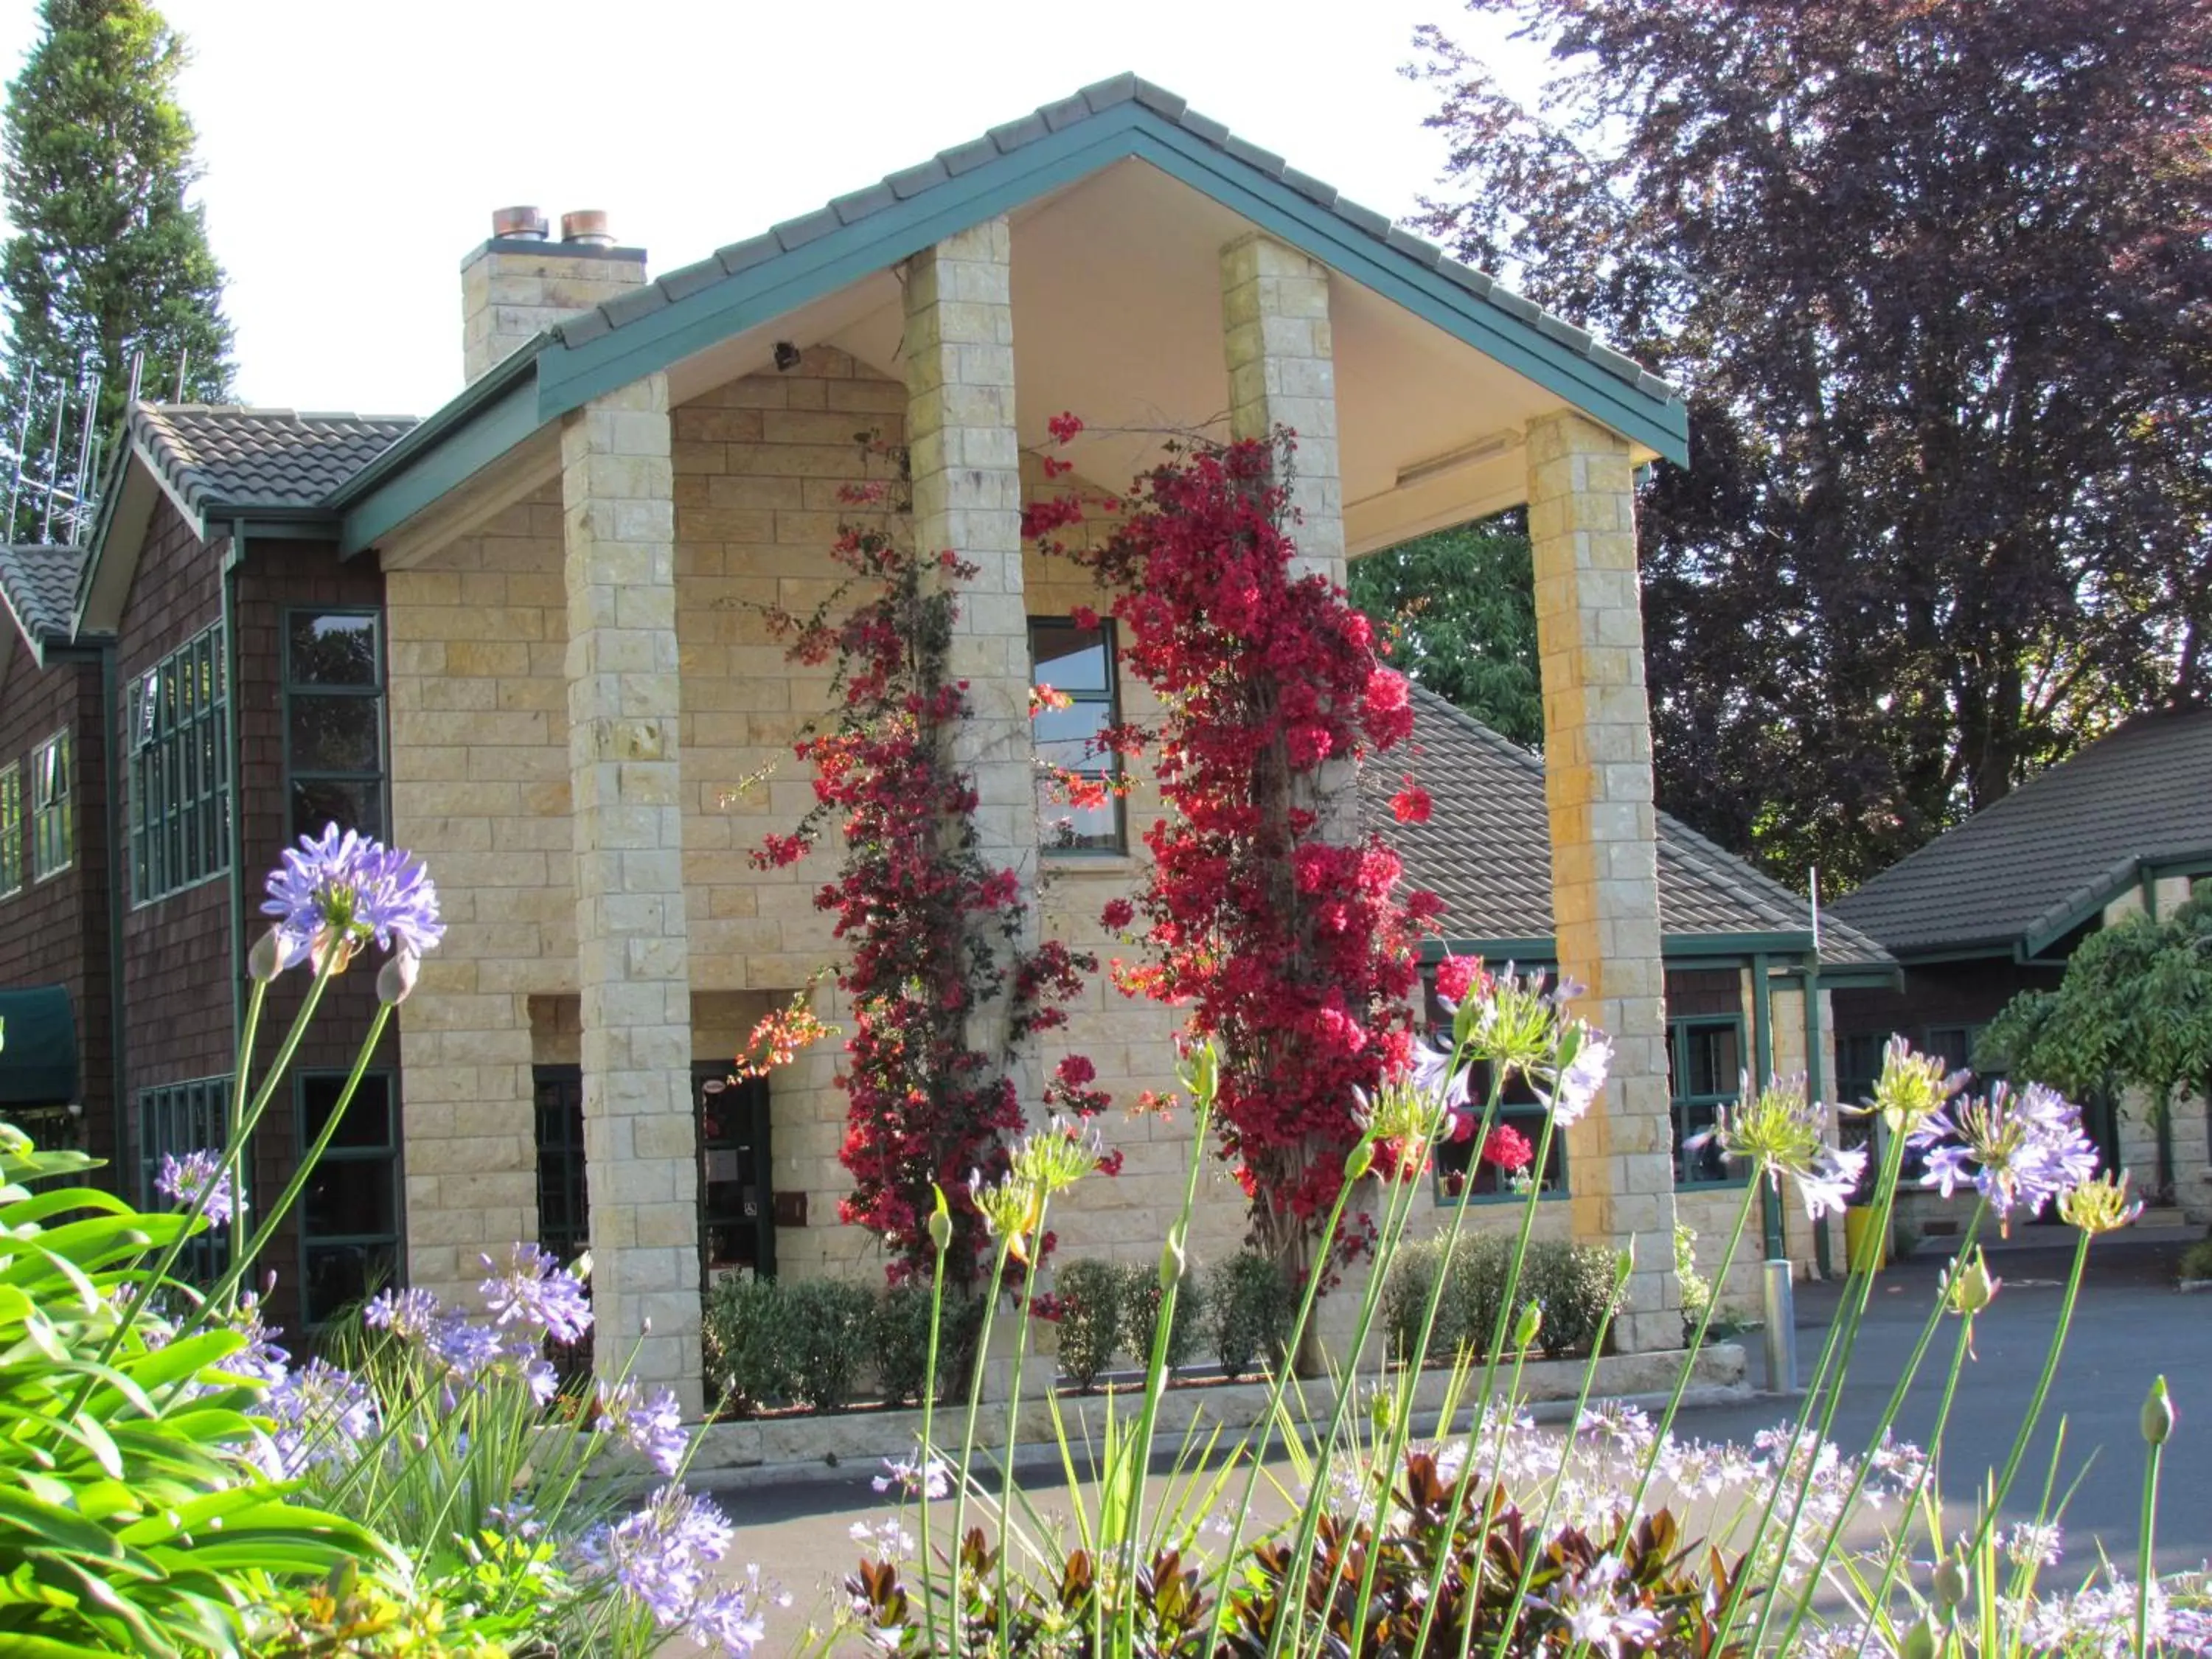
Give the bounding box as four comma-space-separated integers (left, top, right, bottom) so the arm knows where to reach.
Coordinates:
0, 543, 88, 645
130, 406, 417, 518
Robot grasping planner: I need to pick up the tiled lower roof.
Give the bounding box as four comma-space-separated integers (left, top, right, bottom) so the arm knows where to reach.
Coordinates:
1832, 706, 2212, 956
131, 405, 418, 519
1374, 688, 1894, 969
0, 543, 88, 646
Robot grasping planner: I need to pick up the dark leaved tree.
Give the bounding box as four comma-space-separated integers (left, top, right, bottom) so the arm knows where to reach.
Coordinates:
1411, 0, 2212, 887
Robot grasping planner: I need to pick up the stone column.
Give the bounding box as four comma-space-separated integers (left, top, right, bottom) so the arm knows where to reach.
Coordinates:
560, 372, 703, 1413
905, 218, 1043, 1398
1525, 409, 1678, 1352
1221, 232, 1346, 582
903, 217, 1038, 1043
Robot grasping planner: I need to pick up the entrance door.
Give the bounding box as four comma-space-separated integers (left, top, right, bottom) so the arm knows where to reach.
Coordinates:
696, 1065, 773, 1287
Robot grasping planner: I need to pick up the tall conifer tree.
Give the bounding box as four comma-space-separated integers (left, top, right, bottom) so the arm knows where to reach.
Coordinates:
2, 0, 231, 529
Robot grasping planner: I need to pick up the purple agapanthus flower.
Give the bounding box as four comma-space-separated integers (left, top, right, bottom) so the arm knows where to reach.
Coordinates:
479, 1242, 593, 1345
573, 1485, 737, 1630
263, 1358, 378, 1477
155, 1148, 239, 1226
362, 1284, 443, 1342
261, 824, 445, 975
1543, 1029, 1613, 1126
597, 1379, 689, 1477
1913, 1079, 2099, 1227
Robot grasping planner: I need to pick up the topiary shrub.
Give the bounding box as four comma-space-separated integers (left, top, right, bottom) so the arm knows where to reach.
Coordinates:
782, 1279, 878, 1411
1118, 1258, 1208, 1376
1520, 1240, 1622, 1358
1054, 1259, 1128, 1391
875, 1283, 985, 1405
1381, 1238, 1446, 1366
703, 1273, 794, 1412
1208, 1252, 1294, 1380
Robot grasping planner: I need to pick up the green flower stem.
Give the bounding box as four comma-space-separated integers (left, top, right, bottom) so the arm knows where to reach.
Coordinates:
183, 1004, 392, 1340
1491, 1249, 1638, 1659
949, 1231, 1015, 1645
1775, 1270, 1979, 1657
918, 1226, 950, 1659
1114, 1085, 1214, 1656
1709, 1124, 1910, 1644
1197, 1151, 1368, 1659
1267, 1151, 1429, 1659
2137, 1418, 2163, 1659
227, 976, 268, 1274
997, 1217, 1048, 1645
1407, 1105, 1562, 1659
85, 950, 341, 1394
1343, 1064, 1504, 1658
1613, 1171, 1761, 1544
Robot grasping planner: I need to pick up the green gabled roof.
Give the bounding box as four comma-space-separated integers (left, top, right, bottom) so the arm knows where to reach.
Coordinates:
1832, 706, 2212, 959
335, 72, 1686, 553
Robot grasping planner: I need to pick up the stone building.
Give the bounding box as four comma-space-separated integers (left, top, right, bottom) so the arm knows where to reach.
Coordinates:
0, 75, 1882, 1408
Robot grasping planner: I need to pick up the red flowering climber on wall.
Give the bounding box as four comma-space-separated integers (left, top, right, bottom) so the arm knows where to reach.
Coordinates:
1030, 422, 1441, 1272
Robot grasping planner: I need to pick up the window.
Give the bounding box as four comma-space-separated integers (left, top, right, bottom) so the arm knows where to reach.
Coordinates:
284, 610, 385, 841
297, 1072, 401, 1326
1433, 1060, 1568, 1203
139, 1077, 237, 1284
29, 730, 71, 880
0, 763, 21, 897
129, 625, 231, 904
1670, 1016, 1747, 1186
1029, 616, 1124, 853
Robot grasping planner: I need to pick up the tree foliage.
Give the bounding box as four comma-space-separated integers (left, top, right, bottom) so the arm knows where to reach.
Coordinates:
1411, 0, 2212, 887
1348, 515, 1543, 750
2, 0, 232, 465
1978, 894, 2212, 1197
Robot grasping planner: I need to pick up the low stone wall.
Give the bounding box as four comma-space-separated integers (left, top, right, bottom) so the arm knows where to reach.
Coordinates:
686, 1343, 1747, 1487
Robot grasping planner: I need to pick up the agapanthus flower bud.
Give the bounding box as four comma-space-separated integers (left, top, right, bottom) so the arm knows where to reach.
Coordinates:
1943, 1248, 1999, 1318
1933, 1556, 1970, 1613
1344, 1140, 1374, 1183
1158, 1223, 1186, 1293
1901, 1618, 1940, 1659
2059, 1170, 2143, 1235
2142, 1374, 2175, 1447
927, 1184, 953, 1256
248, 927, 285, 984
1514, 1298, 1543, 1352
377, 947, 420, 1006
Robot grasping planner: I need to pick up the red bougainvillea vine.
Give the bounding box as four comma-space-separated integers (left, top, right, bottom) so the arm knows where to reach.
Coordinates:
750, 447, 1100, 1286
1028, 422, 1441, 1270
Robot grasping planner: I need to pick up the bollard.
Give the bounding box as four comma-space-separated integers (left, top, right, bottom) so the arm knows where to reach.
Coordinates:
1762, 1257, 1798, 1394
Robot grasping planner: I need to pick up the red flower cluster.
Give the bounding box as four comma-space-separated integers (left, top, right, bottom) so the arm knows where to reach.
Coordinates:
751, 462, 1099, 1284
1034, 428, 1441, 1268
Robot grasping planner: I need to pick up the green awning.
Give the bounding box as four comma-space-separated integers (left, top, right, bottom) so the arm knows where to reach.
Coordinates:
0, 987, 78, 1107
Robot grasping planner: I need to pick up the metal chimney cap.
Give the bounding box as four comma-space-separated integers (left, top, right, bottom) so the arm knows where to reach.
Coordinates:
491, 205, 549, 241
560, 209, 615, 247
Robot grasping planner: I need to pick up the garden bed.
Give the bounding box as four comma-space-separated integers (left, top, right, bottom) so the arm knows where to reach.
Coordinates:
686, 1342, 1747, 1486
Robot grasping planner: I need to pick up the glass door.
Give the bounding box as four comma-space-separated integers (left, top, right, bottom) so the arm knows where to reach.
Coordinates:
696, 1066, 774, 1287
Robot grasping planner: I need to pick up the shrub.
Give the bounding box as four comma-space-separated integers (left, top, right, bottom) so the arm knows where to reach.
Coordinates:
876, 1283, 984, 1405
2181, 1235, 2212, 1283
1675, 1220, 1714, 1340
704, 1273, 796, 1411
1381, 1237, 1446, 1364
1208, 1251, 1294, 1380
782, 1278, 879, 1411
1520, 1240, 1621, 1359
1054, 1258, 1129, 1391
1119, 1257, 1208, 1374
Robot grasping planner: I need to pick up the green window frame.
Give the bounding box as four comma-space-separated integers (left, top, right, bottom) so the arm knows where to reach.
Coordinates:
138, 1076, 236, 1285
1425, 967, 1568, 1206
1670, 1015, 1749, 1188
0, 762, 22, 897
29, 728, 72, 880
128, 624, 231, 905
296, 1071, 403, 1327
1029, 615, 1125, 854
282, 609, 386, 841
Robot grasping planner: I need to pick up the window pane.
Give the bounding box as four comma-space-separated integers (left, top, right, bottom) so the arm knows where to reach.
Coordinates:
1030, 622, 1110, 694
304, 1164, 397, 1238
289, 695, 380, 773
302, 1074, 392, 1150
1677, 1103, 1735, 1184
304, 1242, 396, 1326
290, 613, 379, 686
1034, 705, 1109, 751
1037, 777, 1119, 851
1682, 1022, 1740, 1099
292, 779, 381, 841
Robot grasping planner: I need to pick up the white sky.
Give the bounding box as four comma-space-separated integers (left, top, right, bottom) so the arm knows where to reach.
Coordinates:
0, 0, 1545, 420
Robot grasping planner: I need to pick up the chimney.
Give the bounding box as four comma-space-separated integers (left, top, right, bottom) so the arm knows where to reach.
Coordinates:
460, 206, 647, 384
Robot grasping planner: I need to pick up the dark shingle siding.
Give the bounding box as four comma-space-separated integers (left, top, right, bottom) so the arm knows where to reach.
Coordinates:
1372, 688, 1893, 968
132, 406, 418, 517
1832, 707, 2212, 956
